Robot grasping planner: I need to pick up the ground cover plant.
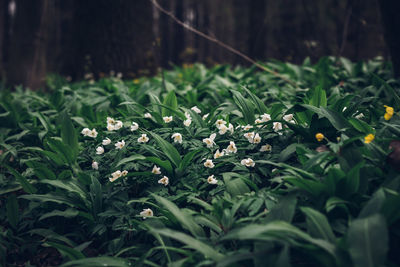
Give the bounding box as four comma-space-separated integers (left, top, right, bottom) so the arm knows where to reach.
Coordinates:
1, 57, 400, 266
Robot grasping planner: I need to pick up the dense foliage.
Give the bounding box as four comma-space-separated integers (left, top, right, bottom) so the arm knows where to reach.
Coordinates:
1, 57, 400, 267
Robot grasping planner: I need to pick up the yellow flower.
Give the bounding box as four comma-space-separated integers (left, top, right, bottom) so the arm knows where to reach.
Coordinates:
364, 134, 375, 144
384, 112, 393, 121
315, 133, 324, 142
384, 105, 394, 115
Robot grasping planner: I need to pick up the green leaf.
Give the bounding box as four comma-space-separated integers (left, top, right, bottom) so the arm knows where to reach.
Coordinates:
371, 73, 400, 107
162, 90, 178, 117
60, 111, 79, 159
6, 194, 19, 228
47, 137, 75, 164
264, 194, 297, 223
4, 165, 37, 194
153, 194, 204, 237
60, 257, 130, 267
241, 85, 268, 114
44, 242, 85, 261
310, 86, 327, 107
39, 208, 80, 221
222, 172, 250, 197
177, 148, 204, 173
302, 105, 350, 130
116, 154, 146, 167
301, 207, 336, 243
145, 156, 173, 175
39, 179, 87, 203
347, 214, 388, 267
222, 221, 336, 256
231, 89, 255, 124
345, 161, 364, 197
348, 118, 373, 134
149, 132, 181, 168
149, 228, 224, 261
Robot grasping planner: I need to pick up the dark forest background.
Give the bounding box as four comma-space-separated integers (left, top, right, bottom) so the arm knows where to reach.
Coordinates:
0, 0, 398, 89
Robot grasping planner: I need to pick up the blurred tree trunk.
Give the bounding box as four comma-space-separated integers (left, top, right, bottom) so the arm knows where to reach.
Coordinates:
73, 0, 155, 78
378, 0, 400, 77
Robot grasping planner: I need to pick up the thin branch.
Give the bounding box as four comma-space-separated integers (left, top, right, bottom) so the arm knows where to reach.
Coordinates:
150, 0, 298, 88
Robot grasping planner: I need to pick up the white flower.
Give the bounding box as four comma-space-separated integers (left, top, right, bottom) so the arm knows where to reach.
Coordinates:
163, 116, 173, 123
273, 122, 283, 132
109, 170, 122, 182
138, 134, 149, 143
140, 208, 153, 219
207, 175, 218, 184
107, 117, 115, 125
228, 123, 234, 134
96, 146, 104, 155
283, 114, 294, 122
171, 133, 183, 144
152, 165, 161, 175
204, 159, 215, 168
81, 128, 91, 136
185, 112, 192, 120
216, 119, 226, 128
255, 118, 263, 126
87, 129, 98, 138
214, 149, 224, 159
102, 137, 111, 145
191, 106, 201, 114
203, 133, 216, 148
355, 113, 364, 119
107, 124, 115, 131
244, 132, 255, 142
243, 124, 253, 131
130, 122, 139, 131
261, 113, 271, 122
260, 144, 272, 152
158, 176, 169, 186
92, 161, 99, 170
115, 140, 125, 149
144, 113, 152, 118
90, 129, 98, 138
253, 133, 261, 144
218, 124, 228, 135
183, 119, 192, 127
225, 141, 237, 154
121, 170, 128, 176
202, 113, 209, 120
114, 120, 123, 130
241, 158, 255, 167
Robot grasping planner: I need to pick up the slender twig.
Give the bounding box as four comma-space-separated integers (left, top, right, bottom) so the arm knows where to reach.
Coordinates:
150, 0, 298, 88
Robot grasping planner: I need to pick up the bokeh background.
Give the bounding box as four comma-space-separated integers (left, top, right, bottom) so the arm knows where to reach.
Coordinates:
0, 0, 398, 89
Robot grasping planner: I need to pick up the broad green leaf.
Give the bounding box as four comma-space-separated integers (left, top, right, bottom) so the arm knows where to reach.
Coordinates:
264, 194, 297, 223
177, 148, 204, 173
39, 208, 80, 221
301, 105, 350, 130
116, 154, 146, 167
145, 156, 173, 175
162, 90, 178, 117
347, 214, 388, 267
60, 257, 130, 267
358, 188, 385, 218
344, 161, 364, 197
310, 86, 327, 107
47, 137, 75, 164
222, 172, 250, 197
242, 86, 268, 114
371, 73, 400, 107
60, 111, 79, 159
149, 228, 223, 261
231, 90, 255, 124
149, 132, 181, 167
153, 194, 204, 237
301, 207, 336, 243
45, 242, 85, 261
348, 118, 374, 134
4, 165, 37, 194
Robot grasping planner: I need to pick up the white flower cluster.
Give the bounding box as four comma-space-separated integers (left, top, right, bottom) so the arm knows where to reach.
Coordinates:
106, 117, 123, 131
163, 116, 173, 123
109, 169, 128, 182
140, 208, 153, 219
171, 133, 182, 144
244, 132, 261, 144
81, 128, 98, 138
215, 119, 234, 135
138, 134, 149, 143
151, 165, 169, 186
131, 122, 139, 131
